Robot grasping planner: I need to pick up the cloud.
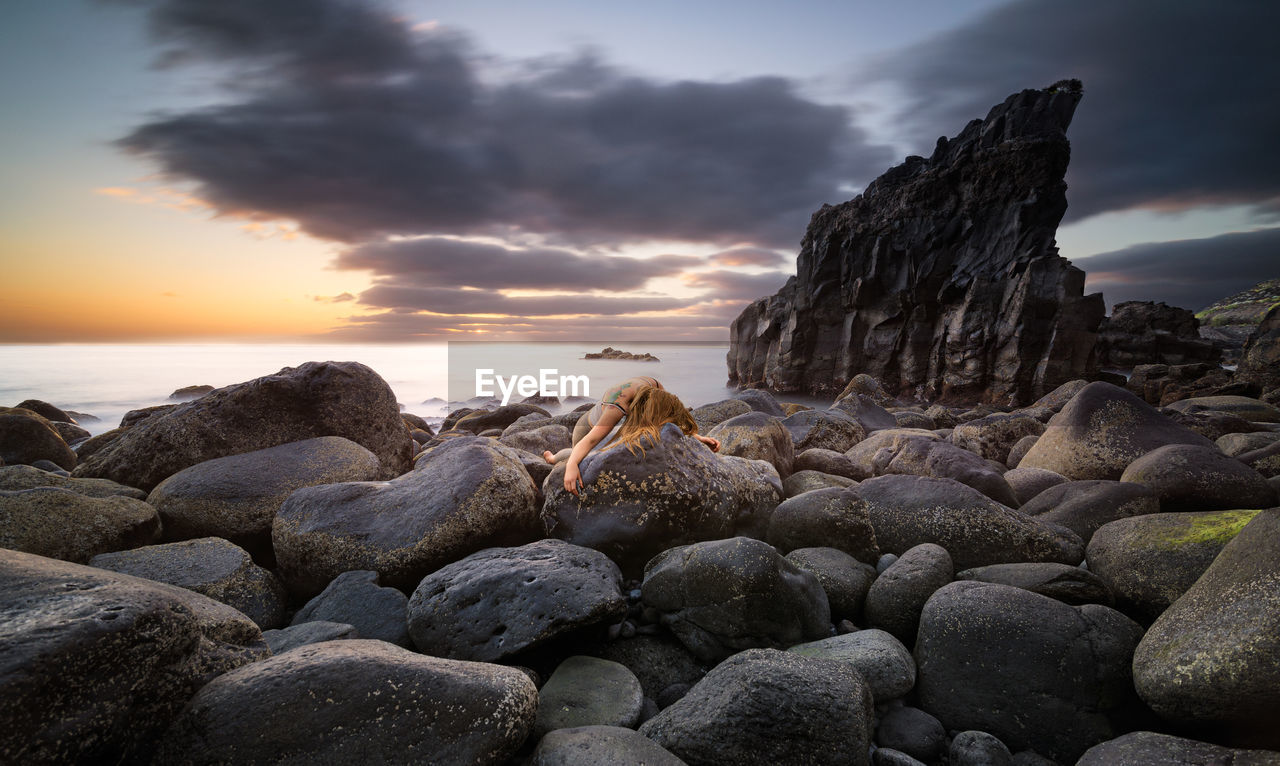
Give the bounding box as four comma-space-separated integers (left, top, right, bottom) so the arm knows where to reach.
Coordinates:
111, 0, 893, 248
337, 237, 700, 291
865, 0, 1280, 222
706, 248, 794, 268
313, 292, 355, 303
325, 307, 734, 341
681, 270, 792, 300
356, 285, 688, 316
1079, 227, 1280, 311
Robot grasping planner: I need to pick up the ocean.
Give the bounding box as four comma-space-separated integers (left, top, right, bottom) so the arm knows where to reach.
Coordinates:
0, 342, 772, 435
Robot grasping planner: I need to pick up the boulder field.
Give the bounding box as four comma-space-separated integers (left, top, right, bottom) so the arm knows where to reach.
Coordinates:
5, 361, 1280, 764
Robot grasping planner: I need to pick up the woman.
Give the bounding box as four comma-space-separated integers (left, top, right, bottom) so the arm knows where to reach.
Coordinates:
543, 377, 720, 496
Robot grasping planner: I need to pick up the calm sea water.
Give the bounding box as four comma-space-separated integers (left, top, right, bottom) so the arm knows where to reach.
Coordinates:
0, 342, 756, 435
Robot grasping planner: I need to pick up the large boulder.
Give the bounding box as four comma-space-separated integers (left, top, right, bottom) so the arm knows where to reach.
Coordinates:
854, 475, 1083, 569
1096, 300, 1220, 368
691, 398, 752, 432
954, 562, 1113, 606
1132, 508, 1280, 745
1019, 382, 1216, 480
263, 621, 360, 655
785, 547, 877, 622
0, 464, 145, 499
152, 640, 537, 765
0, 407, 76, 470
727, 84, 1102, 405
0, 549, 267, 765
1237, 304, 1280, 391
72, 361, 414, 491
147, 436, 382, 557
273, 435, 540, 596
1166, 394, 1280, 423
1001, 466, 1067, 505
641, 537, 831, 664
89, 537, 287, 630
950, 413, 1046, 465
589, 635, 707, 706
639, 648, 873, 766
915, 581, 1144, 763
1086, 510, 1258, 621
848, 431, 1018, 507
0, 487, 160, 563
532, 726, 687, 766
788, 629, 916, 703
794, 447, 872, 481
407, 539, 627, 662
500, 423, 572, 456
453, 403, 551, 434
766, 487, 879, 563
1077, 731, 1280, 766
707, 411, 795, 478
532, 656, 644, 739
1017, 480, 1158, 545
541, 423, 783, 577
1118, 443, 1276, 512
290, 569, 410, 647
781, 408, 867, 453
864, 543, 954, 644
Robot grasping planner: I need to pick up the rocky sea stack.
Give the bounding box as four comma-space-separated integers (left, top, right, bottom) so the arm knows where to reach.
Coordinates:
728, 80, 1103, 406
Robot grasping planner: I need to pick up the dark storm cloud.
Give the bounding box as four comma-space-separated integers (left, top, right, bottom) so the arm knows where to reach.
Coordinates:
1079, 227, 1280, 311
867, 0, 1280, 222
337, 238, 699, 291
112, 0, 892, 247
356, 285, 687, 316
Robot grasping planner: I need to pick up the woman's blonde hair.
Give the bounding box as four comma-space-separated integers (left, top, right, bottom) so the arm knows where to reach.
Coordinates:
610, 386, 698, 457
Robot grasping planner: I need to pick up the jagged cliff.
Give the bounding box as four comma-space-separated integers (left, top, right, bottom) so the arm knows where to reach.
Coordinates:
727, 82, 1104, 405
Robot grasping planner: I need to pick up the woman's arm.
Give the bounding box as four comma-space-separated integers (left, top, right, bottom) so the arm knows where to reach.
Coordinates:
563, 408, 623, 496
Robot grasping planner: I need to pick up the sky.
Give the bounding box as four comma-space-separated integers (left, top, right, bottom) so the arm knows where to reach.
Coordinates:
1, 0, 1277, 343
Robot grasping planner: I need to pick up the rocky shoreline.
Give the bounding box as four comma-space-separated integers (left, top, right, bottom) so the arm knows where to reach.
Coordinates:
3, 358, 1280, 765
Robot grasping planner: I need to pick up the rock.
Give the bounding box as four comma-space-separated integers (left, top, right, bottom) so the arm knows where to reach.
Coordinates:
732, 388, 786, 416
0, 464, 145, 498
641, 537, 831, 664
169, 384, 214, 400
782, 408, 867, 453
864, 543, 953, 644
0, 407, 76, 470
876, 707, 946, 764
0, 487, 159, 563
1132, 508, 1280, 744
950, 414, 1046, 465
690, 398, 752, 432
924, 404, 959, 429
1166, 394, 1280, 423
915, 581, 1144, 763
830, 394, 899, 433
788, 629, 916, 703
782, 470, 856, 496
1076, 731, 1280, 766
950, 730, 1013, 766
541, 423, 783, 577
1005, 435, 1038, 468
584, 347, 659, 361
0, 549, 267, 764
1237, 304, 1280, 392
873, 749, 928, 766
590, 635, 707, 705
263, 621, 359, 654
639, 648, 872, 766
89, 537, 286, 629
1086, 509, 1258, 621
727, 83, 1101, 405
854, 475, 1083, 569
148, 436, 382, 558
1018, 480, 1159, 545
1001, 466, 1066, 505
1119, 443, 1276, 512
14, 399, 76, 423
1019, 382, 1216, 480
707, 411, 795, 478
50, 420, 91, 445
454, 403, 552, 434
72, 362, 414, 491
837, 374, 901, 408
1217, 431, 1280, 456
291, 569, 410, 647
274, 435, 540, 596
408, 539, 627, 662
533, 656, 644, 738
500, 424, 571, 456
1240, 440, 1280, 478
955, 562, 1113, 606
785, 547, 877, 621
794, 447, 872, 480
766, 487, 879, 562
153, 640, 537, 764
852, 430, 1019, 507
532, 725, 688, 766
1096, 301, 1220, 368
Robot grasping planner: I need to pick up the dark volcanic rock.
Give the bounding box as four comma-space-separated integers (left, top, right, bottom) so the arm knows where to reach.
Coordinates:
1077, 731, 1280, 766
1237, 304, 1280, 392
273, 435, 540, 596
291, 569, 410, 647
864, 543, 954, 644
1096, 301, 1221, 368
0, 487, 160, 563
876, 707, 947, 764
542, 423, 782, 577
0, 464, 145, 498
915, 581, 1144, 763
0, 407, 76, 470
782, 408, 867, 453
727, 82, 1102, 406
950, 413, 1046, 465
153, 640, 537, 765
641, 537, 831, 664
0, 549, 267, 765
1018, 479, 1159, 545
263, 621, 360, 654
532, 656, 644, 738
955, 562, 1113, 606
788, 629, 916, 703
72, 361, 414, 491
1119, 443, 1276, 512
707, 411, 795, 478
766, 486, 879, 563
785, 547, 877, 621
639, 648, 873, 766
407, 539, 626, 663
532, 726, 687, 766
590, 634, 708, 706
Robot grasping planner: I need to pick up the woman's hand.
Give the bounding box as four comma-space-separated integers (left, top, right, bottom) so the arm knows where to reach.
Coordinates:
564, 462, 585, 496
696, 435, 720, 452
